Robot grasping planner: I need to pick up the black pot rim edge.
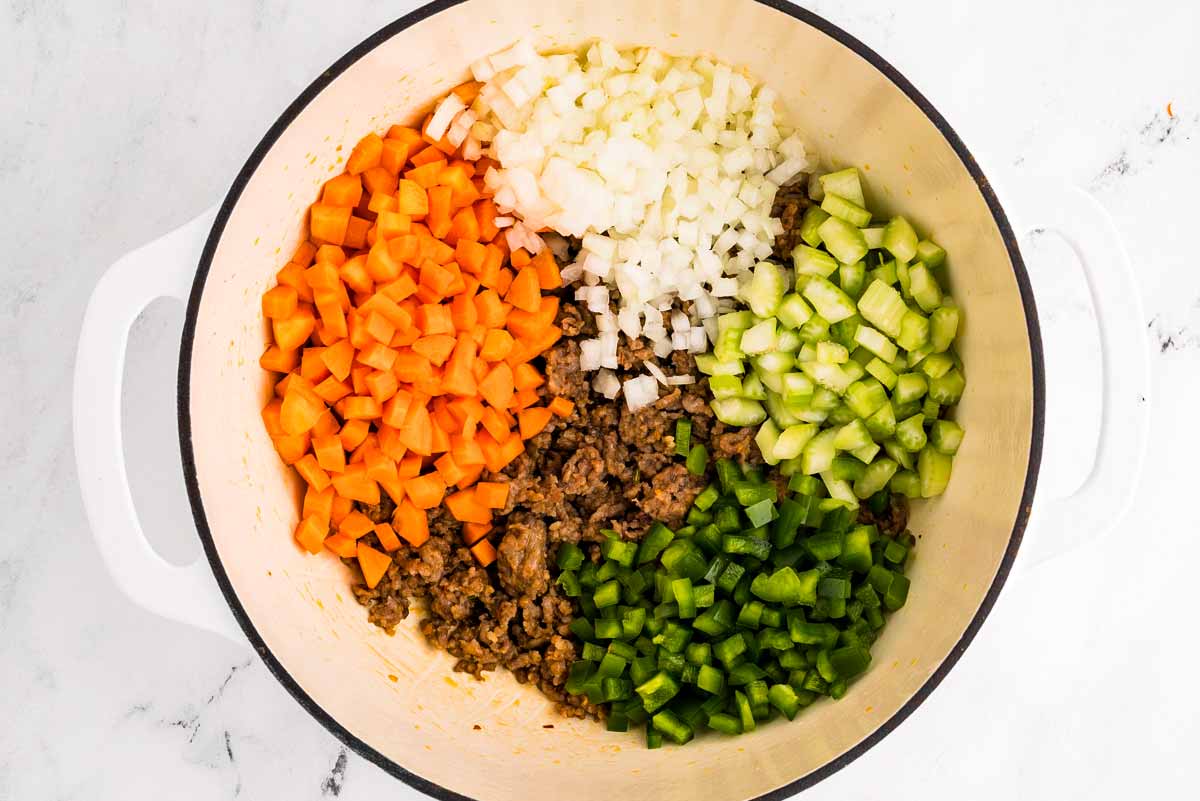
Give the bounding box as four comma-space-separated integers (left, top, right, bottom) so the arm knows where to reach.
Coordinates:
176, 2, 1044, 799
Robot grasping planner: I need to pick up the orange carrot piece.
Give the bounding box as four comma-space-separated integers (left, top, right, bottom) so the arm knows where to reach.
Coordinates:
518, 407, 553, 440
281, 381, 326, 434
347, 133, 384, 175
317, 339, 351, 382
356, 342, 397, 371
310, 204, 352, 245
356, 542, 392, 589
405, 159, 446, 189
331, 463, 380, 504
374, 523, 403, 552
478, 362, 514, 410
496, 434, 526, 469
474, 481, 509, 509
444, 488, 492, 524
450, 434, 486, 467
462, 522, 492, 545
295, 515, 328, 554
361, 165, 398, 197
409, 145, 447, 167
380, 139, 411, 175
291, 240, 317, 268
495, 267, 514, 297
341, 395, 383, 421
330, 494, 354, 526
397, 403, 434, 456
324, 533, 358, 558
336, 420, 368, 453
363, 310, 396, 344
339, 511, 375, 539
480, 407, 510, 442
375, 210, 411, 240
412, 334, 457, 366
479, 329, 514, 362
513, 363, 544, 390
418, 260, 455, 297
322, 173, 364, 207
273, 433, 310, 465
426, 186, 453, 239
405, 472, 447, 510
343, 216, 371, 250
415, 303, 454, 335
392, 500, 429, 547
547, 396, 575, 418
272, 306, 316, 351
259, 345, 299, 373
295, 454, 331, 492
277, 262, 315, 303
261, 399, 285, 435
397, 452, 423, 479
396, 180, 429, 217
506, 295, 559, 339
531, 249, 562, 289
303, 485, 335, 526
469, 538, 497, 566
339, 255, 374, 294
313, 435, 346, 473
262, 285, 299, 320
365, 239, 405, 282
365, 369, 399, 404
434, 453, 467, 485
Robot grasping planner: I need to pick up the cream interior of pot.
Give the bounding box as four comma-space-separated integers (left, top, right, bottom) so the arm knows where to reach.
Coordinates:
186, 1, 1035, 798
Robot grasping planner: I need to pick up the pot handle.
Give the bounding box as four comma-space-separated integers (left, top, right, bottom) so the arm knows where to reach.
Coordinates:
74, 207, 246, 645
999, 177, 1151, 568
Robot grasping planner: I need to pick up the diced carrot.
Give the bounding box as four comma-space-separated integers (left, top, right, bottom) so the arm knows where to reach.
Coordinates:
472, 289, 505, 329
445, 488, 492, 524
335, 420, 367, 453
330, 494, 354, 526
478, 362, 514, 410
368, 191, 398, 215
347, 312, 371, 350
295, 515, 328, 554
523, 325, 563, 356
347, 133, 383, 175
479, 406, 510, 442
449, 206, 479, 243
312, 435, 346, 473
507, 295, 559, 339
518, 407, 553, 440
350, 365, 371, 396
405, 159, 446, 189
375, 210, 411, 240
363, 310, 396, 344
277, 262, 315, 303
295, 454, 331, 492
513, 363, 544, 391
494, 267, 514, 296
272, 306, 316, 351
429, 420, 451, 454
339, 255, 374, 294
442, 261, 466, 296
380, 139, 411, 175
473, 199, 498, 242
418, 259, 455, 297
316, 339, 351, 382
455, 465, 484, 490
313, 375, 352, 404
262, 285, 298, 320
414, 303, 454, 336
312, 410, 341, 438
411, 334, 457, 366
450, 434, 485, 467
451, 181, 480, 209
339, 511, 375, 539
409, 145, 447, 167
474, 481, 509, 509
426, 186, 453, 239
397, 452, 423, 479
356, 541, 392, 589
324, 533, 358, 558
365, 239, 404, 282
365, 369, 399, 404
462, 522, 492, 545
323, 173, 364, 207
299, 347, 329, 382
361, 165, 397, 197
454, 239, 487, 276
386, 125, 424, 147
510, 248, 531, 268
343, 216, 370, 250
376, 424, 407, 463
434, 453, 466, 485
405, 472, 446, 510
392, 500, 429, 547
547, 396, 575, 419
331, 463, 380, 504
303, 485, 335, 526
313, 291, 348, 340
374, 522, 403, 552
504, 267, 542, 313
360, 291, 412, 330
341, 395, 382, 420
396, 179, 429, 217
259, 345, 298, 373
470, 538, 497, 566
273, 432, 310, 465
291, 240, 317, 268
261, 399, 285, 436
397, 403, 433, 455
357, 342, 397, 371
380, 389, 414, 429
496, 434, 526, 469
280, 381, 325, 434
363, 447, 397, 483
310, 204, 351, 245
531, 249, 562, 289
475, 329, 511, 363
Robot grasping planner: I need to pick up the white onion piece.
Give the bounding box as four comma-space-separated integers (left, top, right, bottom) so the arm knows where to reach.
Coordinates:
623, 375, 659, 410
645, 361, 669, 385
666, 374, 697, 385
492, 216, 515, 228
593, 369, 621, 399
426, 94, 466, 141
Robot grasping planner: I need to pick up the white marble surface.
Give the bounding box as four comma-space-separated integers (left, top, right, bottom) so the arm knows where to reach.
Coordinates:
3, 0, 1198, 798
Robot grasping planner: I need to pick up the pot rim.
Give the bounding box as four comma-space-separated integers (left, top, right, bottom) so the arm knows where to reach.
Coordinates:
177, 2, 1045, 798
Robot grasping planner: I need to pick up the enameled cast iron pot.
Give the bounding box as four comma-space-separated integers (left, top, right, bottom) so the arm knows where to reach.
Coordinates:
75, 2, 1150, 798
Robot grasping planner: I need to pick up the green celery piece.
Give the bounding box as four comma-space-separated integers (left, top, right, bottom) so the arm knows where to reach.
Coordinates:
777, 294, 814, 330
915, 239, 946, 268
818, 168, 865, 206
882, 216, 919, 262
895, 414, 928, 452
740, 372, 768, 400
908, 263, 943, 312
792, 245, 839, 278
866, 402, 897, 440
800, 427, 839, 475
929, 369, 966, 405
853, 324, 899, 362
817, 216, 869, 266
694, 353, 744, 376
918, 446, 954, 498
853, 458, 899, 498
709, 398, 767, 426
833, 419, 873, 450
893, 372, 928, 404
803, 276, 858, 324
861, 226, 886, 250
800, 205, 830, 247
821, 193, 872, 227
857, 279, 906, 338
816, 340, 849, 364
839, 261, 866, 299
742, 261, 788, 317
930, 305, 960, 352
930, 420, 965, 454
755, 419, 782, 465
740, 318, 778, 355
890, 469, 921, 498
844, 379, 888, 419
718, 310, 755, 333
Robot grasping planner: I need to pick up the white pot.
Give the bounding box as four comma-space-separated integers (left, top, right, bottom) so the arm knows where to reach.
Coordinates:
74, 2, 1149, 799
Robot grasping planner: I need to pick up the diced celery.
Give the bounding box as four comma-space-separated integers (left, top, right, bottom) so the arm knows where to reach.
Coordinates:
920, 352, 954, 380
740, 318, 778, 355
853, 458, 898, 499
742, 261, 788, 318
808, 171, 825, 202
773, 423, 819, 460
816, 341, 849, 364
818, 168, 865, 207
753, 351, 795, 374
777, 328, 802, 352
781, 372, 815, 404
930, 306, 960, 353
908, 263, 942, 312
866, 402, 897, 440
792, 245, 839, 278
930, 420, 965, 454
850, 441, 881, 463
792, 403, 828, 425
870, 259, 898, 287
844, 379, 888, 419
755, 420, 782, 465
817, 217, 869, 265
803, 277, 857, 323
714, 327, 746, 362
853, 324, 898, 362
857, 280, 906, 338
865, 358, 898, 389
797, 343, 817, 362
839, 261, 866, 299
798, 314, 830, 343
883, 439, 914, 470
740, 372, 767, 400
821, 473, 859, 506
929, 369, 966, 405
917, 240, 946, 268
800, 428, 839, 475
882, 216, 919, 263
821, 193, 872, 227
907, 345, 933, 369
694, 353, 745, 376
833, 419, 872, 450
922, 396, 941, 420
890, 469, 921, 498
800, 360, 854, 394
827, 403, 858, 425
776, 293, 814, 329
764, 392, 801, 427
710, 375, 744, 399
862, 226, 886, 249
896, 309, 930, 352
710, 398, 767, 426
850, 346, 875, 367
800, 206, 830, 247
830, 316, 862, 350
842, 360, 865, 383
718, 310, 755, 334
896, 261, 912, 299
811, 388, 841, 411
918, 447, 954, 497
758, 370, 784, 395
895, 414, 927, 452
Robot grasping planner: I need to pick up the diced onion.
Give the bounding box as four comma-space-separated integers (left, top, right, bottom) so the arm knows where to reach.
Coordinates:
593, 369, 621, 399
623, 375, 659, 410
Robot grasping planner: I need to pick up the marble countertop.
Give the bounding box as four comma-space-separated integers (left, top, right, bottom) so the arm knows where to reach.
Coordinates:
4, 0, 1197, 798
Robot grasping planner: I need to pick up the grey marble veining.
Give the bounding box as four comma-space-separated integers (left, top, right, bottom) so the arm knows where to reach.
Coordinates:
3, 1, 1198, 799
